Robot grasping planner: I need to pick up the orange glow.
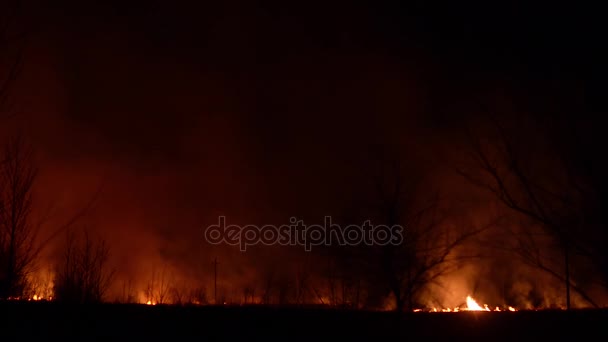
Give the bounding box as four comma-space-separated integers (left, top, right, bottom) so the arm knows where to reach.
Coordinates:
416, 295, 518, 313
465, 295, 488, 311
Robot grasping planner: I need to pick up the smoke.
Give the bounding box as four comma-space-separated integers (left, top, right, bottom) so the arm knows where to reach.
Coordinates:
1, 1, 606, 308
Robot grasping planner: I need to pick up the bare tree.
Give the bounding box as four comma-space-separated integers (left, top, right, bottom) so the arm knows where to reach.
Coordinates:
318, 253, 361, 308
356, 145, 490, 312
456, 116, 607, 308
242, 284, 255, 304
261, 268, 275, 305
26, 265, 54, 300
0, 6, 103, 301
293, 263, 311, 305
119, 277, 136, 303
53, 229, 115, 303
187, 285, 208, 305
276, 273, 291, 305
0, 5, 36, 297
0, 135, 105, 300
170, 282, 187, 305
0, 136, 38, 298
145, 267, 172, 304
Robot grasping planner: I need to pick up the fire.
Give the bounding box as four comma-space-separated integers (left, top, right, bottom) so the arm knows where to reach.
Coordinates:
417, 295, 518, 312
465, 295, 488, 311
5, 295, 52, 302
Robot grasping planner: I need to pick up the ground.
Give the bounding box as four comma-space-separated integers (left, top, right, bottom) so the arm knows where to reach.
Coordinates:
1, 302, 607, 341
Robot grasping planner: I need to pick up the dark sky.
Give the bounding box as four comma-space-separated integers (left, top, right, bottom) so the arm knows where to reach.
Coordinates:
3, 0, 607, 303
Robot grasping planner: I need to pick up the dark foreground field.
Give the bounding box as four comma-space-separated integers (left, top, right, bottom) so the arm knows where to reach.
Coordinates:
1, 302, 607, 341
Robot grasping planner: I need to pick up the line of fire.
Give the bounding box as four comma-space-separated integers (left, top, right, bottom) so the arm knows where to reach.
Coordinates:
1, 1, 607, 340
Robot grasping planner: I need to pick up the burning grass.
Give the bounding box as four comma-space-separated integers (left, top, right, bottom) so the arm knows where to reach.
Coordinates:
414, 295, 518, 312
2, 293, 524, 312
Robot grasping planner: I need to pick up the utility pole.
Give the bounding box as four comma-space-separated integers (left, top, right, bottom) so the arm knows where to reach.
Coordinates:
213, 257, 219, 304
561, 232, 571, 310
565, 243, 571, 310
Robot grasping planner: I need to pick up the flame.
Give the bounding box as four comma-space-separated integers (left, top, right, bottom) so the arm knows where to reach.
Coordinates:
7, 294, 53, 302
416, 295, 518, 312
465, 295, 486, 311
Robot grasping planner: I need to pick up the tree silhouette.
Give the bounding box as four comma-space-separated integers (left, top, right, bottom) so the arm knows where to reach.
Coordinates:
357, 144, 490, 312
457, 115, 608, 308
0, 136, 38, 298
0, 135, 104, 300
54, 229, 115, 303
145, 267, 172, 304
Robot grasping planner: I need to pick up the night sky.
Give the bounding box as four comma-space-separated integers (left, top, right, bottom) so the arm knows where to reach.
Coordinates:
2, 0, 607, 308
